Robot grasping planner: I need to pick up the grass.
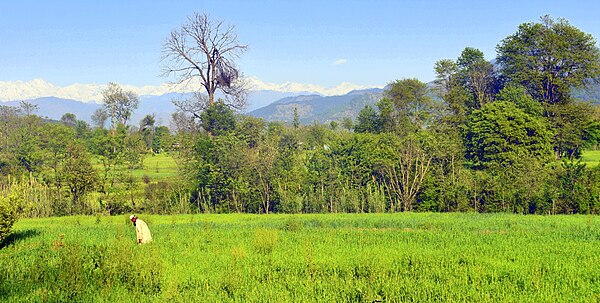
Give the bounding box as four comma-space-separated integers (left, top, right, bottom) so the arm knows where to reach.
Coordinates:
1, 213, 599, 302
132, 153, 179, 180
92, 152, 180, 182
582, 150, 600, 167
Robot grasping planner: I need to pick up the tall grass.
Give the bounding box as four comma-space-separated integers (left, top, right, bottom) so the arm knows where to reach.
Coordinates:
1, 213, 599, 302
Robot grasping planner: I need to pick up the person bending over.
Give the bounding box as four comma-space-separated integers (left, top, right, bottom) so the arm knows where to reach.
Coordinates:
130, 214, 152, 244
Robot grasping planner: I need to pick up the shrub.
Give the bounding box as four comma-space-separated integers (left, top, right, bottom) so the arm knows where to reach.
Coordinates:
0, 186, 22, 244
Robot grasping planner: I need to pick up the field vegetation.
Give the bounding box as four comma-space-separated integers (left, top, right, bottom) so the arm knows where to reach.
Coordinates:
1, 213, 598, 302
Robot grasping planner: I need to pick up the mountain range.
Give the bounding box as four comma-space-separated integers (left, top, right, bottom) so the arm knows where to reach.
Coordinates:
3, 79, 600, 127
250, 88, 384, 124
0, 78, 379, 103
0, 88, 384, 126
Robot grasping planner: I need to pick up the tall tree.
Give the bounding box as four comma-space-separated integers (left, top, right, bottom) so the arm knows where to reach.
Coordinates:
91, 108, 108, 129
354, 105, 381, 133
19, 101, 38, 116
496, 15, 600, 105
384, 78, 433, 133
60, 113, 77, 127
60, 143, 98, 213
497, 16, 600, 158
101, 82, 139, 128
140, 114, 156, 151
390, 134, 432, 212
456, 47, 496, 109
162, 12, 248, 113
434, 59, 470, 125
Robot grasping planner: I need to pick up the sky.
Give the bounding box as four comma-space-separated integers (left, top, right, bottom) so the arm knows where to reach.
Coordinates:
2, 0, 600, 90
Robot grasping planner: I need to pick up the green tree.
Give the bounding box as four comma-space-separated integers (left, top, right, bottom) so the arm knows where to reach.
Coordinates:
465, 101, 553, 169
122, 132, 147, 209
60, 113, 77, 127
60, 143, 98, 214
292, 107, 300, 129
102, 82, 139, 128
457, 47, 496, 109
384, 78, 433, 133
140, 114, 156, 151
91, 108, 108, 129
434, 58, 471, 125
378, 133, 432, 212
495, 84, 543, 116
354, 105, 381, 133
152, 126, 171, 153
547, 101, 598, 158
497, 15, 600, 105
40, 123, 74, 203
200, 100, 237, 136
0, 106, 23, 175
13, 115, 45, 173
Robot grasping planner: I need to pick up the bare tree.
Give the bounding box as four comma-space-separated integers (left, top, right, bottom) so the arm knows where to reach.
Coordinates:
162, 12, 248, 113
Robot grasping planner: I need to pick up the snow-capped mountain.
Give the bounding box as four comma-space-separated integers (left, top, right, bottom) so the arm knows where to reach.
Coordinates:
0, 78, 382, 103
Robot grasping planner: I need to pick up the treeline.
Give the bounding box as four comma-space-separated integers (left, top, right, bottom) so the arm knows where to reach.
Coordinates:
2, 15, 600, 217
0, 103, 176, 217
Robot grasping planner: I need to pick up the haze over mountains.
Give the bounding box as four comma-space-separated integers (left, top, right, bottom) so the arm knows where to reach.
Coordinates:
4, 77, 599, 127
0, 78, 384, 125
0, 78, 379, 103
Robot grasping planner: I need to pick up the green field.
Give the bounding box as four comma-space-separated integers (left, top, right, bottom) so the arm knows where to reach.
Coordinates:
1, 213, 599, 302
582, 150, 600, 167
92, 152, 180, 181
133, 153, 179, 180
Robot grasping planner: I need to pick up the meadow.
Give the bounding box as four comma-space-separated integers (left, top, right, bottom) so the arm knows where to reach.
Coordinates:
0, 213, 598, 302
582, 150, 600, 167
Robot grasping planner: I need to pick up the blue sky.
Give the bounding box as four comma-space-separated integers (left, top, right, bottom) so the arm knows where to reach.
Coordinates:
1, 0, 600, 88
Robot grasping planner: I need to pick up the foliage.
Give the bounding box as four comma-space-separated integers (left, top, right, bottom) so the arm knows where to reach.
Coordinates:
465, 101, 553, 169
61, 144, 98, 212
199, 100, 237, 136
101, 82, 139, 128
3, 15, 600, 217
495, 84, 543, 116
496, 15, 600, 105
547, 101, 598, 159
384, 78, 433, 132
354, 105, 381, 133
0, 181, 26, 243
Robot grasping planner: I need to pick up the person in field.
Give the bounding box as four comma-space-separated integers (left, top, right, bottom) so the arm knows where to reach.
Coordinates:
130, 214, 152, 244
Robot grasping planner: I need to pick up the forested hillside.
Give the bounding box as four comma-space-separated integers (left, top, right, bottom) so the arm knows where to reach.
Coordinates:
2, 15, 600, 221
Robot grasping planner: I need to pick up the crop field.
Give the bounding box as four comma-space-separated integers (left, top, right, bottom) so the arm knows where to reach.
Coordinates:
1, 213, 599, 302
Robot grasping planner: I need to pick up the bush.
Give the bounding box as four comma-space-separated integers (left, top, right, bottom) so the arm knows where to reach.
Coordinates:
0, 186, 22, 244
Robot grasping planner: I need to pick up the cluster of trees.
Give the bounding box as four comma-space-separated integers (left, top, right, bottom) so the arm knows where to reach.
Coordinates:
2, 15, 600, 225
0, 83, 174, 218
174, 15, 600, 214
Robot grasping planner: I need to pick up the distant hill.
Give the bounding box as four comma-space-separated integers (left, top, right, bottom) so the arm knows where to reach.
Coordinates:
0, 90, 304, 126
3, 97, 101, 122
2, 96, 178, 127
249, 88, 384, 124
572, 81, 600, 103
5, 82, 598, 127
